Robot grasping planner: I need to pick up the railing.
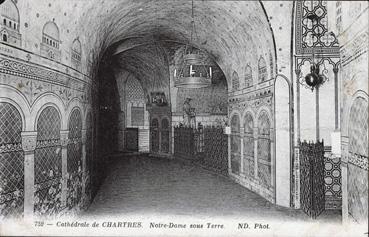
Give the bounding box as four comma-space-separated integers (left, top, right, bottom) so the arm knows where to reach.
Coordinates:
174, 125, 228, 175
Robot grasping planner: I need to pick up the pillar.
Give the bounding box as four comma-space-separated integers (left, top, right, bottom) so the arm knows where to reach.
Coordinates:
228, 134, 232, 174
60, 130, 69, 208
21, 131, 37, 220
253, 127, 258, 180
316, 87, 320, 141
240, 126, 245, 178
294, 69, 301, 209
333, 67, 339, 130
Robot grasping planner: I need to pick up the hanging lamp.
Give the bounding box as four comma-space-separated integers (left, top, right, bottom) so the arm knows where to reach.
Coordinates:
174, 0, 212, 88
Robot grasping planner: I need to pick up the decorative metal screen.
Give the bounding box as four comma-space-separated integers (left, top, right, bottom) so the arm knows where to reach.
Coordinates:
174, 126, 195, 160
230, 114, 241, 175
67, 109, 82, 209
150, 118, 159, 153
199, 126, 228, 175
0, 102, 24, 219
257, 111, 271, 190
300, 140, 325, 219
131, 106, 144, 127
160, 118, 170, 153
258, 56, 267, 83
324, 151, 341, 210
34, 106, 62, 216
243, 113, 254, 179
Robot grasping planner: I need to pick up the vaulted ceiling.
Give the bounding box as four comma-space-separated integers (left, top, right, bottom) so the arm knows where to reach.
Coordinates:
79, 0, 275, 93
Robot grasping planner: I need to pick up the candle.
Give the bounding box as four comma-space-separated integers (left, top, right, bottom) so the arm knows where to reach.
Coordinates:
174, 68, 177, 77
209, 67, 212, 77
190, 65, 193, 75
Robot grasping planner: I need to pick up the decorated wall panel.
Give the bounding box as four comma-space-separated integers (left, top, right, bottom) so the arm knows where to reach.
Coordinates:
230, 114, 241, 174
243, 113, 254, 179
0, 102, 24, 219
257, 111, 272, 191
34, 106, 62, 216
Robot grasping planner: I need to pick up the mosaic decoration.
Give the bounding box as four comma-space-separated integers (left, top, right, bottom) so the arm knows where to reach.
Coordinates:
232, 71, 240, 91
299, 140, 325, 219
244, 65, 253, 89
257, 111, 271, 190
324, 154, 342, 210
67, 109, 82, 210
0, 102, 24, 219
258, 56, 267, 83
34, 106, 62, 217
150, 118, 159, 153
243, 113, 254, 178
230, 114, 241, 174
295, 0, 339, 55
160, 118, 170, 154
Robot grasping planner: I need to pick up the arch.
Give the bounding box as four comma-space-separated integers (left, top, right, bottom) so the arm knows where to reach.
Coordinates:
72, 38, 82, 55
230, 113, 241, 133
348, 96, 368, 156
257, 109, 272, 191
0, 85, 31, 131
31, 92, 66, 130
42, 21, 60, 41
258, 110, 271, 136
232, 71, 240, 91
66, 97, 84, 128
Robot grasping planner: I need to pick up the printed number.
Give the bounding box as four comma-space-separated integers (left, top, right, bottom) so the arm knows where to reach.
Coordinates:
35, 221, 44, 227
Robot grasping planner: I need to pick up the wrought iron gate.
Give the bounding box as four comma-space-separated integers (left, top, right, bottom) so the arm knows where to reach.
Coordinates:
174, 126, 195, 160
300, 140, 325, 218
200, 126, 228, 175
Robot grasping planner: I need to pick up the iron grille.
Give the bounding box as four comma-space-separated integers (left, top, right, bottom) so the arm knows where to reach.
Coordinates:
0, 102, 24, 219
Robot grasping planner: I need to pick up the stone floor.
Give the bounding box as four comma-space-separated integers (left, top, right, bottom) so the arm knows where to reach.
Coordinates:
84, 154, 341, 222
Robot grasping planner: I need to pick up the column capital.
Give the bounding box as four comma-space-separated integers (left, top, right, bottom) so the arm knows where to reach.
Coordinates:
21, 131, 37, 153
60, 130, 69, 147
333, 67, 339, 73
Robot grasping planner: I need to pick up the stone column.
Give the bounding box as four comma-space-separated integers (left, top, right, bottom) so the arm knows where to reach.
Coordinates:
240, 127, 245, 179
228, 135, 232, 174
294, 69, 301, 209
21, 131, 37, 220
81, 129, 87, 197
253, 127, 258, 180
60, 130, 69, 208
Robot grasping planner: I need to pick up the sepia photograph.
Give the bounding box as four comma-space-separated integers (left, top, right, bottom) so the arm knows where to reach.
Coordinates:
0, 0, 367, 236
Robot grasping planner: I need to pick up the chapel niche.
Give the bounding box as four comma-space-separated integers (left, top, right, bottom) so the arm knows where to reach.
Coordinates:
0, 0, 21, 47
41, 21, 61, 61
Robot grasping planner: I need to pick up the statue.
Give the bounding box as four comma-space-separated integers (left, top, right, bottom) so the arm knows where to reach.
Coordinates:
183, 98, 196, 127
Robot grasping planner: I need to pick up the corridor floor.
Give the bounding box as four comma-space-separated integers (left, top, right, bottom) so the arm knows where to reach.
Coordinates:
84, 154, 340, 222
